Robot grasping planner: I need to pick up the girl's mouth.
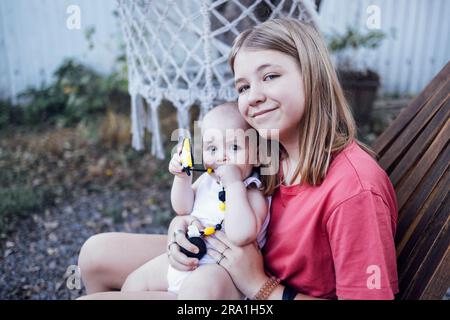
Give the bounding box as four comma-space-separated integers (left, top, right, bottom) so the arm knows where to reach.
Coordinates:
252, 107, 278, 118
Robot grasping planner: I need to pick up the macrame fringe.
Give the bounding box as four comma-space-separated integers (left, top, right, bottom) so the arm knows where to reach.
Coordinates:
118, 0, 319, 159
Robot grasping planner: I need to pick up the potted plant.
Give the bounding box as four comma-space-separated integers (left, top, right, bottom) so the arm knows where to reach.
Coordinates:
327, 26, 386, 129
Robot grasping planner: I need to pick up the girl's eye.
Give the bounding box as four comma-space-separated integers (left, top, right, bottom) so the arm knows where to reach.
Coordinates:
264, 74, 279, 81
237, 85, 249, 94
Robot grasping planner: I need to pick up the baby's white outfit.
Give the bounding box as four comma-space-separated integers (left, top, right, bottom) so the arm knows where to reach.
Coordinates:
167, 172, 270, 293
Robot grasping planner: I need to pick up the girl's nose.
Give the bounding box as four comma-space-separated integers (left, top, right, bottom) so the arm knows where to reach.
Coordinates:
247, 84, 266, 107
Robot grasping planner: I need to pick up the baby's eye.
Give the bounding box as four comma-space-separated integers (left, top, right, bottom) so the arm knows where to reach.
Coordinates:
264, 74, 279, 81
207, 145, 217, 153
237, 84, 249, 94
230, 144, 240, 151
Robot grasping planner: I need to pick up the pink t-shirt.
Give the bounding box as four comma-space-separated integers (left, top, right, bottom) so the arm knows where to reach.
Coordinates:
262, 141, 399, 299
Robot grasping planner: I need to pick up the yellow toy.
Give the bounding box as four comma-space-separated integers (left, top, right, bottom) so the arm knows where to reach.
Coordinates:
179, 137, 214, 176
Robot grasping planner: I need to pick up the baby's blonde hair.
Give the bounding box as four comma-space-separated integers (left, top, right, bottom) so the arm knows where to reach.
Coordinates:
229, 18, 374, 191
202, 102, 248, 129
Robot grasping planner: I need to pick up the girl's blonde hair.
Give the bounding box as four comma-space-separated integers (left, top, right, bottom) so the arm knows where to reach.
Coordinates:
229, 18, 374, 193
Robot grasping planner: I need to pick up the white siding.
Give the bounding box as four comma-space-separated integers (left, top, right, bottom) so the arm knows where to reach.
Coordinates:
0, 0, 119, 103
319, 0, 450, 95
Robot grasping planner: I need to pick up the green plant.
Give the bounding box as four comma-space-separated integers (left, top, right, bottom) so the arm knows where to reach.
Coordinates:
84, 26, 96, 51
2, 12, 129, 129
0, 100, 12, 128
0, 186, 54, 233
18, 83, 67, 125
328, 26, 386, 52
327, 26, 386, 72
15, 58, 128, 127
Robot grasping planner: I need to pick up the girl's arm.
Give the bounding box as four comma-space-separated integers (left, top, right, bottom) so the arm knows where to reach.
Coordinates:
224, 182, 268, 247
206, 232, 325, 300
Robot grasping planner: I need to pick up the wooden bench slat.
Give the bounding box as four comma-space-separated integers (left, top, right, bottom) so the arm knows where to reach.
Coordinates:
395, 119, 449, 211
399, 195, 450, 299
395, 142, 449, 252
397, 163, 449, 265
390, 99, 449, 187
421, 247, 450, 299
378, 81, 449, 173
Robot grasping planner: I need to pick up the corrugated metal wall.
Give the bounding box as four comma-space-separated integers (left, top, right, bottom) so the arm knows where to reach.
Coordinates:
0, 0, 449, 102
0, 0, 119, 103
319, 0, 450, 95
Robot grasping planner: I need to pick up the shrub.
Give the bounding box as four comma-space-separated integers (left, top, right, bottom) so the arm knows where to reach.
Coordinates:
0, 186, 54, 232
14, 58, 128, 127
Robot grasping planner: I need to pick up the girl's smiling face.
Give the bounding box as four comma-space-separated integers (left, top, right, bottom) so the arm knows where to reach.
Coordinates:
234, 49, 306, 142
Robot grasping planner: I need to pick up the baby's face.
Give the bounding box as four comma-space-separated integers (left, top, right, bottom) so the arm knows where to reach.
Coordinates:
201, 112, 258, 180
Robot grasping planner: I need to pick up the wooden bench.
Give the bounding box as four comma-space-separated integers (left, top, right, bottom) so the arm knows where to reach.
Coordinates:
372, 61, 449, 300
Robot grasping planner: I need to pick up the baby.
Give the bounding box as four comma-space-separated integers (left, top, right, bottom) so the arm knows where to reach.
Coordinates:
121, 102, 270, 299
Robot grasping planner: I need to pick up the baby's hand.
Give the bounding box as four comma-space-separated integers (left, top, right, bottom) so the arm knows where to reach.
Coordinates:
213, 165, 242, 187
168, 151, 189, 178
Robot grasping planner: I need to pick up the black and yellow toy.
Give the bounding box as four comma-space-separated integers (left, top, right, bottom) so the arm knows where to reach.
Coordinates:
180, 219, 224, 260
177, 137, 225, 259
179, 137, 214, 176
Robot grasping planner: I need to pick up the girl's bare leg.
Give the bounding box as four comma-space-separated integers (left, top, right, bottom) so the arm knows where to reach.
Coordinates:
77, 232, 167, 294
121, 253, 170, 292
177, 264, 243, 300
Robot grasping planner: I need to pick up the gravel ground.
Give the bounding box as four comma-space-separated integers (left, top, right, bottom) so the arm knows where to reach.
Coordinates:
2, 178, 450, 300
0, 186, 172, 300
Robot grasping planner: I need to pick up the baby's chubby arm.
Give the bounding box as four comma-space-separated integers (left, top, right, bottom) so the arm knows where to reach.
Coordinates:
214, 165, 268, 247
168, 151, 204, 215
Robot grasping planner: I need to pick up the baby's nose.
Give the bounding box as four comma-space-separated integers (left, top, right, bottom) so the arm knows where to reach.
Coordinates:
214, 149, 227, 161
220, 152, 230, 162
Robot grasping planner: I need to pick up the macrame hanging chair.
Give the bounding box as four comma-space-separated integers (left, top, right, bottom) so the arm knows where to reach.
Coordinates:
117, 0, 320, 158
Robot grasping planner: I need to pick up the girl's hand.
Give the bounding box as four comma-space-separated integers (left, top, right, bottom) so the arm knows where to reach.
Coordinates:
167, 216, 204, 271
205, 231, 269, 298
213, 165, 242, 187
